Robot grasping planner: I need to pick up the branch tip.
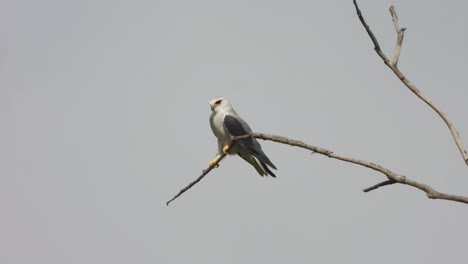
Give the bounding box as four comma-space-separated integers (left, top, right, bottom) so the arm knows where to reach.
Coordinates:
363, 179, 397, 193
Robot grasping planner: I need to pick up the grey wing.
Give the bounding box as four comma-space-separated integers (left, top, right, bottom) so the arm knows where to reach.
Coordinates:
223, 115, 277, 170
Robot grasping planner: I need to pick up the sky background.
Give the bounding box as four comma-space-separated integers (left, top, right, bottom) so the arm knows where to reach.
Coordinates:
2, 0, 468, 263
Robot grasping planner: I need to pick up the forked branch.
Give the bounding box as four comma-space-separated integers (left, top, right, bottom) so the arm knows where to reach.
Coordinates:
353, 0, 468, 166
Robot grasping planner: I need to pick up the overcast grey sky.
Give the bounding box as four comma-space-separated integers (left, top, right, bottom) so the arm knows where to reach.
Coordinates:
2, 0, 468, 263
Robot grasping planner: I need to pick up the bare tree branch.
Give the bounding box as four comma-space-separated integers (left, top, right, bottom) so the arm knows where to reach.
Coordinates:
237, 133, 468, 204
166, 143, 235, 206
353, 0, 468, 166
167, 133, 468, 205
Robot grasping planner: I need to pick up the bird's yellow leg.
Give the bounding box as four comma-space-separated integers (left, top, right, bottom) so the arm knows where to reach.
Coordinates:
209, 145, 230, 167
222, 144, 231, 154
209, 156, 220, 167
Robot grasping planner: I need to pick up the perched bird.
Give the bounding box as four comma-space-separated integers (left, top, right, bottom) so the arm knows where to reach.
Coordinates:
208, 97, 277, 177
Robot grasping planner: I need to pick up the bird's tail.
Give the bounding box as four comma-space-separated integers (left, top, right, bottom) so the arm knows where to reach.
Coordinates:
252, 157, 276, 178
262, 162, 276, 177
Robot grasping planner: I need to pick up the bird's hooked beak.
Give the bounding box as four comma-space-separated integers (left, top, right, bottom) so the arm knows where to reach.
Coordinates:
209, 98, 223, 111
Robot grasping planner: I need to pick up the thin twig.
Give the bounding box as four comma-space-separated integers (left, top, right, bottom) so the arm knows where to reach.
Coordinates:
165, 155, 225, 206
353, 0, 468, 166
389, 6, 401, 33
166, 143, 234, 206
363, 179, 397, 192
352, 0, 388, 62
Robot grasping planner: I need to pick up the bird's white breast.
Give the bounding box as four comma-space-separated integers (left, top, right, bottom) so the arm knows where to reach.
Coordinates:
210, 110, 231, 146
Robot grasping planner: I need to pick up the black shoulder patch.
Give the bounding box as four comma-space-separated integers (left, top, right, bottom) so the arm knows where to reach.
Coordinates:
224, 115, 248, 136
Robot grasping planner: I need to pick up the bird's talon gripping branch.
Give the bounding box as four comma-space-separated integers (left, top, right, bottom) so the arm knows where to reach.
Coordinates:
209, 158, 219, 167
222, 144, 230, 154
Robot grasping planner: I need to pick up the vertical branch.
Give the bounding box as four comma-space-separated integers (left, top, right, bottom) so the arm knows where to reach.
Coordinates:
352, 0, 390, 65
389, 6, 406, 67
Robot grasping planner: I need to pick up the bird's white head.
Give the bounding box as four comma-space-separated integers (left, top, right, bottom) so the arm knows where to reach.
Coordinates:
209, 97, 232, 112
